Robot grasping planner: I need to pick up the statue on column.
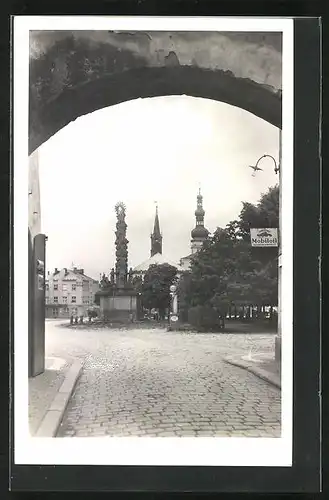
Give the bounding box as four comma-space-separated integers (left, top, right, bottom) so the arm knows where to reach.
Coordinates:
110, 267, 115, 284
114, 202, 129, 289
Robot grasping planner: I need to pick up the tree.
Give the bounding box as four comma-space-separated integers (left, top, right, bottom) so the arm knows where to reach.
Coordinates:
182, 185, 280, 326
239, 184, 279, 264
184, 229, 241, 317
141, 263, 178, 320
177, 270, 193, 322
239, 185, 279, 232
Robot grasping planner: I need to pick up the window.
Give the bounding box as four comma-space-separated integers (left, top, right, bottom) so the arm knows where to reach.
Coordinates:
45, 283, 49, 291
63, 296, 67, 303
71, 296, 76, 303
54, 297, 58, 303
62, 284, 67, 292
54, 284, 58, 291
72, 283, 76, 291
45, 297, 49, 304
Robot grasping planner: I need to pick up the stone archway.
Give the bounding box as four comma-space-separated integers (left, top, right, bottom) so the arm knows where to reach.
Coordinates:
29, 30, 282, 154
28, 30, 282, 376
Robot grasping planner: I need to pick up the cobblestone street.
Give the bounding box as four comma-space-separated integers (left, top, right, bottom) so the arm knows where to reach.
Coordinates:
45, 321, 281, 438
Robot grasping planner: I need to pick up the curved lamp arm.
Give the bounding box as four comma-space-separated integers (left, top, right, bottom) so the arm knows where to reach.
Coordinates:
255, 154, 280, 174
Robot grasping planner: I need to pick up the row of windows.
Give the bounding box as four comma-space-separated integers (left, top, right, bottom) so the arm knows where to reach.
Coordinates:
46, 282, 93, 291
46, 297, 94, 304
49, 296, 76, 303
47, 283, 77, 291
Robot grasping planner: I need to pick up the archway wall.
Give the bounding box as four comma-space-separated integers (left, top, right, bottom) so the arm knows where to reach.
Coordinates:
29, 30, 282, 154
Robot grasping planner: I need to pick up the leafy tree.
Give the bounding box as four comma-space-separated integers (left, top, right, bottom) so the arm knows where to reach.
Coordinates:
239, 185, 279, 233
239, 184, 279, 264
141, 263, 178, 320
183, 185, 279, 325
177, 271, 192, 322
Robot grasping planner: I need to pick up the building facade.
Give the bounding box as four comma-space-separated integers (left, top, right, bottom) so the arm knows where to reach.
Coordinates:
45, 267, 100, 318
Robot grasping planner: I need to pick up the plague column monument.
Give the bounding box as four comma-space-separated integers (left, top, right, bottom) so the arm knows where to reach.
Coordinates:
97, 202, 140, 322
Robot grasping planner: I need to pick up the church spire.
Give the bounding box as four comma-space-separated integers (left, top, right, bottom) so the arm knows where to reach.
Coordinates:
151, 203, 162, 257
191, 188, 209, 254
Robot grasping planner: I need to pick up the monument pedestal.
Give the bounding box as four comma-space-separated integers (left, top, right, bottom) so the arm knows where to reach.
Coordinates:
98, 287, 140, 323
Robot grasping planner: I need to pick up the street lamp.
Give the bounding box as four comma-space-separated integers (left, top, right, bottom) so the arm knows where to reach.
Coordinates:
249, 154, 280, 175
169, 284, 178, 326
250, 146, 282, 366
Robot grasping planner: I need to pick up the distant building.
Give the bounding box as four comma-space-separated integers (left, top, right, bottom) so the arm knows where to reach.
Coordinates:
132, 205, 182, 279
150, 204, 162, 257
179, 189, 209, 270
45, 267, 100, 318
132, 191, 210, 279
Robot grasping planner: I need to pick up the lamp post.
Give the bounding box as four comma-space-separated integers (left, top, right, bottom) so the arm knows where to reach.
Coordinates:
249, 154, 280, 175
169, 284, 178, 329
249, 140, 282, 367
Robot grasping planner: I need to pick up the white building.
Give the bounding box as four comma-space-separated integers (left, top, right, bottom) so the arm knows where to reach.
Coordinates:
45, 267, 100, 318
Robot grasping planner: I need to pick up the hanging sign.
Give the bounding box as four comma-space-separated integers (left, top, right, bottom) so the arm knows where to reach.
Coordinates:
250, 228, 278, 247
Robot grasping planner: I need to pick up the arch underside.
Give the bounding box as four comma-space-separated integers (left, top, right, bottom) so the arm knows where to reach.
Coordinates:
29, 66, 281, 154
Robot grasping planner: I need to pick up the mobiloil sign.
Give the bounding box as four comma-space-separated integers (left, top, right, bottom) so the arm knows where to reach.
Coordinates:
250, 228, 278, 247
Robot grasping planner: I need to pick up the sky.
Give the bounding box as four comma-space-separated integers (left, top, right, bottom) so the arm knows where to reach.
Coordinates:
38, 95, 279, 280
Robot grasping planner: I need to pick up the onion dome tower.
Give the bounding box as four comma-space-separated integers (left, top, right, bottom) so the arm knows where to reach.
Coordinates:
191, 188, 209, 254
150, 204, 163, 257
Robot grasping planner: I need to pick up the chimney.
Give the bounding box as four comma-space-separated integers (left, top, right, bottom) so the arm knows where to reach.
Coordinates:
54, 267, 58, 274
73, 267, 77, 272
78, 268, 84, 275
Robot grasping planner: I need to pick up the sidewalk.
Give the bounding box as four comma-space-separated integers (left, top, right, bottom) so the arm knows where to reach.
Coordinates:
223, 352, 281, 389
29, 356, 83, 437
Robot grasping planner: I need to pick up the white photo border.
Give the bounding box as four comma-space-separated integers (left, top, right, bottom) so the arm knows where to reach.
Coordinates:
13, 16, 294, 467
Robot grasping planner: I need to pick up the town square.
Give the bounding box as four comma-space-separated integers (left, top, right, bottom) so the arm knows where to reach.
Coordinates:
25, 28, 283, 442
11, 13, 323, 494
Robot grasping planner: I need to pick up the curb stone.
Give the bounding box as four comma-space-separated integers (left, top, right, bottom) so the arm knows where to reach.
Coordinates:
223, 356, 281, 389
36, 360, 83, 437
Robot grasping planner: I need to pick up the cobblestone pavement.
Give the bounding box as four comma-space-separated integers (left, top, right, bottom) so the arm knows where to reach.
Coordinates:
46, 322, 281, 438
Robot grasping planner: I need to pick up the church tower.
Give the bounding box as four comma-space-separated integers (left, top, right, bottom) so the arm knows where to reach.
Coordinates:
150, 204, 163, 257
191, 188, 209, 254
